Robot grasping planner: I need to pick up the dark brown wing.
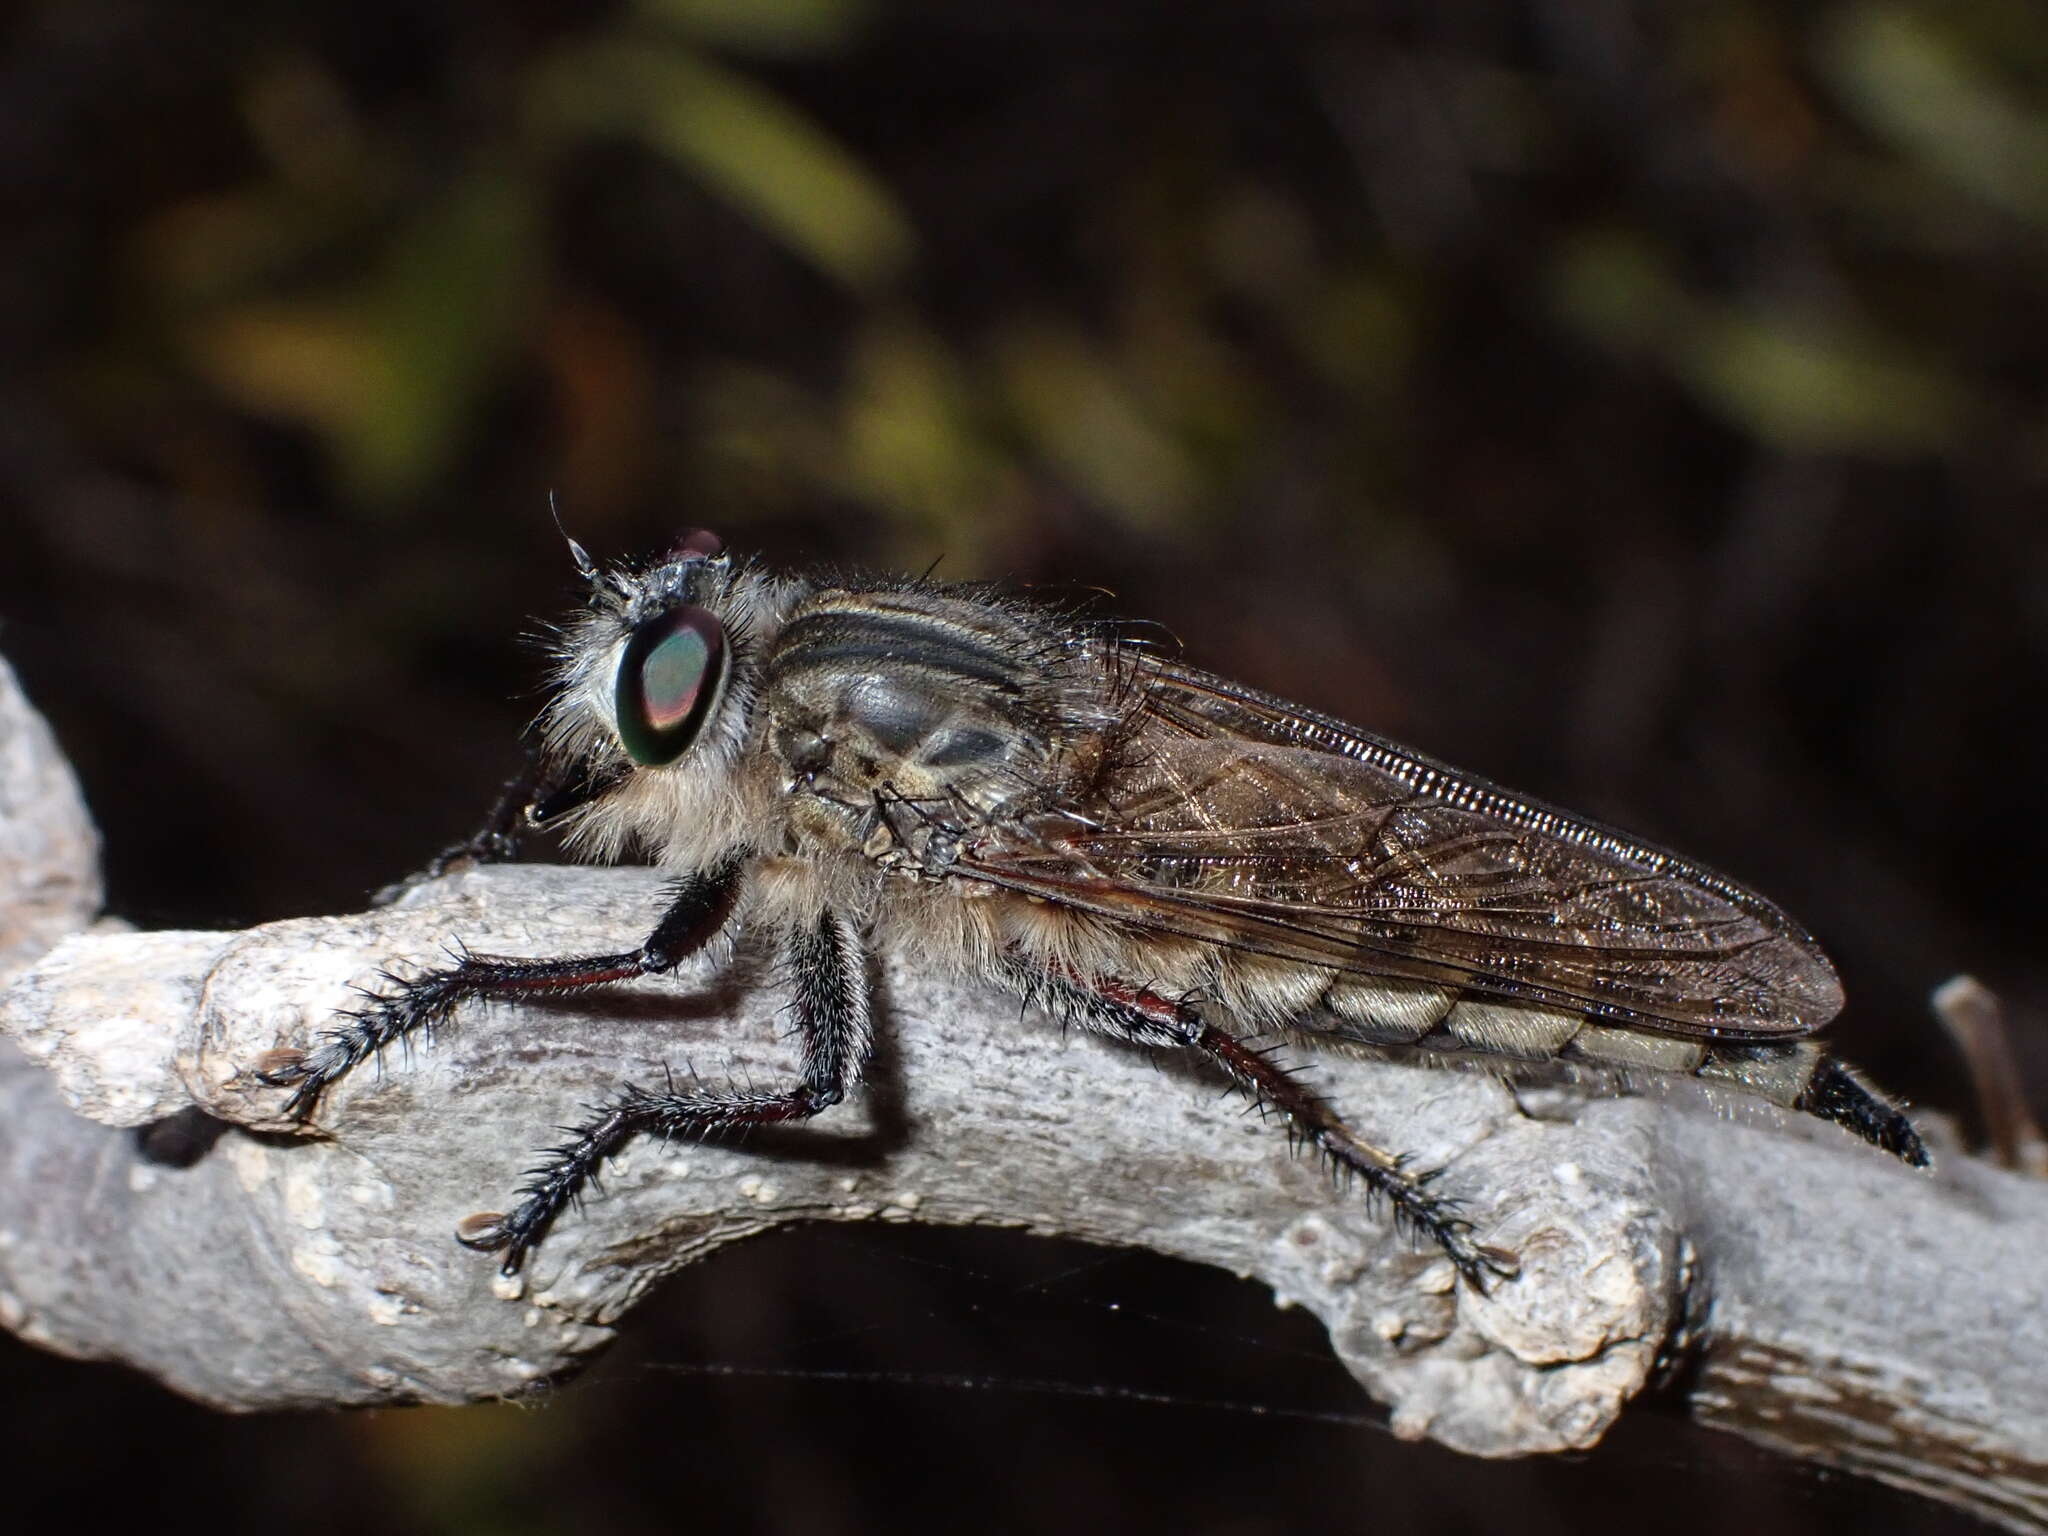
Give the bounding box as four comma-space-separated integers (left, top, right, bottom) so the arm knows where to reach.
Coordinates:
952, 652, 1842, 1039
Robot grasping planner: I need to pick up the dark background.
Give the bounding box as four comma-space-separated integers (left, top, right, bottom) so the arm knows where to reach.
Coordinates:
1, 1, 2040, 1531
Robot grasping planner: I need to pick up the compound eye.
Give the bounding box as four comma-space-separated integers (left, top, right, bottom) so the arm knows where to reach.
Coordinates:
615, 605, 726, 766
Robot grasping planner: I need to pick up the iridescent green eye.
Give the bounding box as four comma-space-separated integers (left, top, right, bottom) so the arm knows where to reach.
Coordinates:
615, 606, 726, 766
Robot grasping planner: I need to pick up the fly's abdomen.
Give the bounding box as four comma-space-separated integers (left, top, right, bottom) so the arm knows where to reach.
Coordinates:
1302, 969, 1823, 1107
1297, 964, 1922, 1159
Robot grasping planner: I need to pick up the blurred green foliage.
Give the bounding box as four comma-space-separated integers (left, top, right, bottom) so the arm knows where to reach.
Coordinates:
52, 0, 2046, 549
138, 0, 913, 505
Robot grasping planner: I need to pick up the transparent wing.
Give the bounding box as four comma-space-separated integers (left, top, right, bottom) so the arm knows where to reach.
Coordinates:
952, 653, 1842, 1038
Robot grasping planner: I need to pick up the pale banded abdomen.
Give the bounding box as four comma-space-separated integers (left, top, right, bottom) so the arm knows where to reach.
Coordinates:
1232, 961, 1828, 1110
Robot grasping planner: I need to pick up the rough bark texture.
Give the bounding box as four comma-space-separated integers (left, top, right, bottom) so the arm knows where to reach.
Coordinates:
2, 654, 2043, 1531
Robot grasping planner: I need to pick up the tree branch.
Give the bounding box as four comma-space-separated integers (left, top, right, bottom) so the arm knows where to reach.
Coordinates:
2, 656, 2044, 1531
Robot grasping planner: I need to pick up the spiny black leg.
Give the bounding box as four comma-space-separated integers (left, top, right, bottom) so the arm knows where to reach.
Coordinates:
258, 857, 744, 1117
1008, 962, 1518, 1289
461, 908, 875, 1274
1796, 1056, 1930, 1167
371, 750, 544, 908
1195, 1024, 1518, 1287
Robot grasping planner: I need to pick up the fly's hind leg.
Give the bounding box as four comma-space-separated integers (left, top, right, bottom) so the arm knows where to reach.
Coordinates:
1011, 963, 1518, 1288
1199, 1024, 1520, 1287
460, 908, 875, 1274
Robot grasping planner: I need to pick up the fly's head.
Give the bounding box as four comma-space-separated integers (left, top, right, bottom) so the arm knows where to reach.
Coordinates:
536, 529, 807, 865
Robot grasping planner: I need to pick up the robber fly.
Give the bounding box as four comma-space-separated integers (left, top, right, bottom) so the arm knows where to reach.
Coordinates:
257, 531, 1926, 1283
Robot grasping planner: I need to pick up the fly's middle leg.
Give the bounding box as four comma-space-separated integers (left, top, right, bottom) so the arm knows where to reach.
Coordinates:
461, 908, 875, 1274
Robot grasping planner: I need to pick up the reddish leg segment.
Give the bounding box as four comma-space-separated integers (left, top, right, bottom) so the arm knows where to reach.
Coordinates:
1009, 961, 1518, 1287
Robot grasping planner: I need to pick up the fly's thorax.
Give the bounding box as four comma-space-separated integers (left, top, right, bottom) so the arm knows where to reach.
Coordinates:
754, 586, 1094, 862
565, 747, 783, 869
745, 847, 888, 935
867, 876, 1008, 978
871, 877, 1217, 995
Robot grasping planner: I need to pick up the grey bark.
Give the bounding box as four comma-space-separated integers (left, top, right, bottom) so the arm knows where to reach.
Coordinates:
1, 654, 2043, 1532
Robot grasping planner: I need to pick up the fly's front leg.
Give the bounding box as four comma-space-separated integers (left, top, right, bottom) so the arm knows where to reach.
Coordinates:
257, 857, 745, 1118
1009, 962, 1518, 1289
373, 748, 623, 907
370, 749, 545, 908
460, 908, 876, 1274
